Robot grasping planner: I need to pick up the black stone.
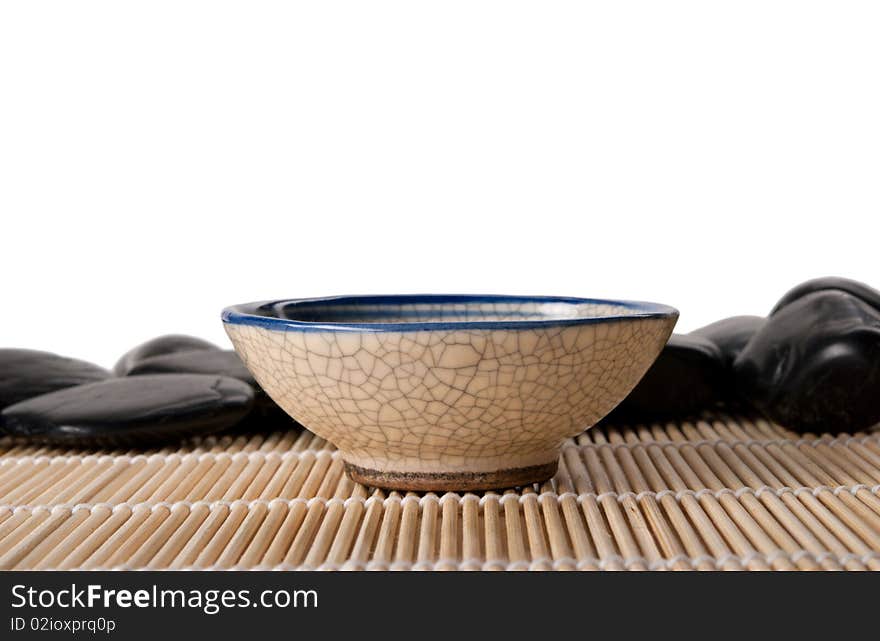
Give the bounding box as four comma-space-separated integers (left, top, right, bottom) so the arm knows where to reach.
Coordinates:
0, 374, 254, 446
126, 349, 253, 381
771, 276, 880, 315
691, 315, 765, 366
126, 349, 293, 426
0, 349, 111, 411
606, 334, 727, 421
734, 290, 880, 433
114, 334, 220, 375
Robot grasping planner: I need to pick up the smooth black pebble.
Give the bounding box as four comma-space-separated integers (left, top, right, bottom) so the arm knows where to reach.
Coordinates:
126, 349, 292, 426
734, 290, 880, 433
114, 334, 220, 375
0, 349, 111, 411
126, 349, 252, 380
771, 276, 880, 315
691, 315, 765, 366
0, 374, 254, 446
606, 334, 728, 421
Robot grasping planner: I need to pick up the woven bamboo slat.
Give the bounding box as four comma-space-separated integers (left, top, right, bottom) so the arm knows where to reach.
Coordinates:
0, 414, 878, 571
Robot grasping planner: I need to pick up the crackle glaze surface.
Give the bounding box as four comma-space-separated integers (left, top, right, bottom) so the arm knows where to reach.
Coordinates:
225, 298, 676, 488
223, 296, 677, 489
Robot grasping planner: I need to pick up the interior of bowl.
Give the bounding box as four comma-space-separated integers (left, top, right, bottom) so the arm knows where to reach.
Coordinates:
224, 295, 677, 329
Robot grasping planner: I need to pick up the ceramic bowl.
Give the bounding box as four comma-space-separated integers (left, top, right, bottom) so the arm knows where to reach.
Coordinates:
222, 295, 678, 491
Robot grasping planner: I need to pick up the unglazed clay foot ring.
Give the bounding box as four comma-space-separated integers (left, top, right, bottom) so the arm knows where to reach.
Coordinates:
344, 459, 559, 492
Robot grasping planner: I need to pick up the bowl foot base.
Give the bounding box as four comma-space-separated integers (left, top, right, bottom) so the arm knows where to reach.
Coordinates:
344, 459, 558, 492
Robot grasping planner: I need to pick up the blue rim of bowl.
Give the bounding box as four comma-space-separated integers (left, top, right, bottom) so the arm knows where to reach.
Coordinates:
221, 295, 679, 333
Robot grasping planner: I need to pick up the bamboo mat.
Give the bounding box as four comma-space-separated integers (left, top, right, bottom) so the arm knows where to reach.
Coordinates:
1, 414, 879, 571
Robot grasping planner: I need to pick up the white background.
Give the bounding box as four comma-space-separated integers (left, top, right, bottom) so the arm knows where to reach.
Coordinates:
1, 1, 878, 368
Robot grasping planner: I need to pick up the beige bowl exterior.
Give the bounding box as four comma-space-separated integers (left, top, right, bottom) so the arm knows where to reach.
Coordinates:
225, 312, 676, 490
